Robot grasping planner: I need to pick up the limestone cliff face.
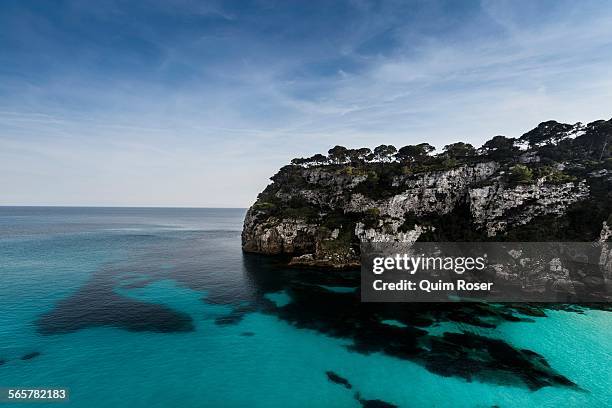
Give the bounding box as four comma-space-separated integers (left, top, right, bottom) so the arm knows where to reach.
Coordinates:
346, 162, 499, 217
468, 179, 589, 236
242, 118, 612, 267
241, 215, 318, 255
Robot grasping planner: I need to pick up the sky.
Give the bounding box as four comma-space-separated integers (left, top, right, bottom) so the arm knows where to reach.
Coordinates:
1, 0, 612, 207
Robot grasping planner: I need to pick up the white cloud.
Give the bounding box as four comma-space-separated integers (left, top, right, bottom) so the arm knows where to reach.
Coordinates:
2, 0, 612, 206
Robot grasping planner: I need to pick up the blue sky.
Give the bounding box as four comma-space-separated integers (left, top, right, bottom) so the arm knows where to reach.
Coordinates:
1, 0, 612, 207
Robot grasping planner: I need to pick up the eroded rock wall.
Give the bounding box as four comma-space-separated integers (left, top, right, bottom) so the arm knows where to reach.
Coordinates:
242, 160, 593, 267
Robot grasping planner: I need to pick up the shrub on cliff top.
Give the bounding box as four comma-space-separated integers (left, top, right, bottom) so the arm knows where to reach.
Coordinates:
535, 166, 576, 184
362, 208, 381, 229
509, 164, 534, 184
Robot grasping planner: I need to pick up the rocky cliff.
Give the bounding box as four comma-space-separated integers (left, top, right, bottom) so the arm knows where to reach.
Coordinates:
242, 118, 612, 268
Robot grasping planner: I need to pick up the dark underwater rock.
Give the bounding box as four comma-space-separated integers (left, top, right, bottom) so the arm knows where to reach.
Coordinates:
215, 314, 244, 326
421, 332, 577, 391
355, 392, 398, 408
214, 304, 257, 326
21, 352, 41, 360
245, 263, 580, 391
36, 277, 194, 335
325, 371, 352, 389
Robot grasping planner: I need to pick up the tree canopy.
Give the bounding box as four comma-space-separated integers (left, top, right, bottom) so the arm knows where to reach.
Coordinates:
373, 145, 397, 162
397, 143, 435, 163
328, 145, 349, 164
287, 118, 612, 168
443, 142, 476, 158
480, 136, 519, 159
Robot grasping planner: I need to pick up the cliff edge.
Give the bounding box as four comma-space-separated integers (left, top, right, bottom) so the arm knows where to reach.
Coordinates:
242, 119, 612, 268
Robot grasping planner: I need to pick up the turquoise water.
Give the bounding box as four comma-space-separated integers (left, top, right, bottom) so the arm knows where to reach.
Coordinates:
0, 207, 610, 407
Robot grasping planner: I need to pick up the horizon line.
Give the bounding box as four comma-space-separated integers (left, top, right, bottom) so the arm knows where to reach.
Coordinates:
0, 205, 248, 209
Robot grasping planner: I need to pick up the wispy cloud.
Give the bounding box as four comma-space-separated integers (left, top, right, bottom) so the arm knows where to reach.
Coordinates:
1, 0, 612, 206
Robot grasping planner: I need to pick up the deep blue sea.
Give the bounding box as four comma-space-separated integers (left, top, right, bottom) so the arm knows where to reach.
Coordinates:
0, 207, 610, 407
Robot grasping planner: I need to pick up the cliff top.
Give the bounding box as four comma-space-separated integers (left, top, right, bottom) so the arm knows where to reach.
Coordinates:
243, 118, 612, 267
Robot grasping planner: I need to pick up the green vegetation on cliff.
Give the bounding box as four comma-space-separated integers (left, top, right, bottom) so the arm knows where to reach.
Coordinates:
243, 118, 612, 266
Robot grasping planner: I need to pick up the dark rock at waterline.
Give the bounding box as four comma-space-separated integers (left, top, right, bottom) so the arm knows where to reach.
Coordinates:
325, 371, 352, 389
21, 352, 41, 360
355, 392, 398, 408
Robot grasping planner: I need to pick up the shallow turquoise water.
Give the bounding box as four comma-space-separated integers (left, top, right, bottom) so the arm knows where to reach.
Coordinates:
0, 207, 610, 407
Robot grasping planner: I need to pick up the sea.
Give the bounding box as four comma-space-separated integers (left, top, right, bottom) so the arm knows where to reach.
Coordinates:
0, 207, 610, 407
